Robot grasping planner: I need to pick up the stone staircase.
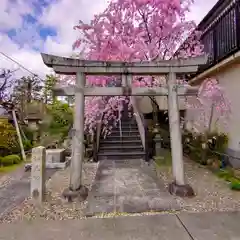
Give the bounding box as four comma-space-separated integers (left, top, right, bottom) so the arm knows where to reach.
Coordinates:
97, 117, 146, 161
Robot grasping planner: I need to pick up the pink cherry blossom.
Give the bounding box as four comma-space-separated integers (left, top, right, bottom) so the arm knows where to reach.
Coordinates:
186, 78, 231, 133
59, 0, 230, 135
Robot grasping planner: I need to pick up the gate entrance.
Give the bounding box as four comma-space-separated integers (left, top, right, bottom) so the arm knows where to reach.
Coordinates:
41, 53, 207, 199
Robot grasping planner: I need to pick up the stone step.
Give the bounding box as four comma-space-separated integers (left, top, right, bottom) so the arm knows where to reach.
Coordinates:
108, 130, 139, 136
120, 126, 139, 131
119, 122, 138, 125
100, 140, 142, 146
104, 135, 141, 141
116, 125, 138, 130
99, 145, 144, 152
97, 151, 145, 160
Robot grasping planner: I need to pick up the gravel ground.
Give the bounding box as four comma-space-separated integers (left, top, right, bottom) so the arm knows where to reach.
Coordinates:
0, 162, 99, 223
2, 157, 240, 223
0, 166, 25, 189
155, 157, 240, 212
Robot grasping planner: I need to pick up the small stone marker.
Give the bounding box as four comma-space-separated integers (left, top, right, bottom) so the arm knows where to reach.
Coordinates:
31, 146, 46, 204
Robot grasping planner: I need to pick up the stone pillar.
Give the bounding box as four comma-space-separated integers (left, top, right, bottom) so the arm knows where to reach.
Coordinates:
63, 72, 88, 202
31, 146, 46, 204
167, 71, 194, 197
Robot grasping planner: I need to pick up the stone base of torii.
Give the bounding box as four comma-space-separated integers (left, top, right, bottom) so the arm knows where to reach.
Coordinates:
41, 53, 207, 201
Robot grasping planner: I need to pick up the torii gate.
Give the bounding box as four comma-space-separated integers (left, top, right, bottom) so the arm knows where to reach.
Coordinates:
41, 53, 207, 200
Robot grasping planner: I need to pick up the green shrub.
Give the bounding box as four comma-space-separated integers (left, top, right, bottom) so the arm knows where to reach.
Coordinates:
216, 169, 234, 181
230, 180, 240, 191
47, 101, 73, 139
23, 139, 32, 151
1, 157, 14, 166
1, 154, 21, 166
182, 130, 229, 165
207, 132, 229, 153
0, 119, 20, 156
21, 126, 34, 142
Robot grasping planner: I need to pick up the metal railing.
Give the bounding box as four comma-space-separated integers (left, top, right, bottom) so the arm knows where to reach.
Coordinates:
198, 0, 240, 72
175, 0, 240, 76
130, 96, 151, 161
92, 113, 104, 162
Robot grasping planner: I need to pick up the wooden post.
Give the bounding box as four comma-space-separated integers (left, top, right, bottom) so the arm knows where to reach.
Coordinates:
12, 110, 26, 161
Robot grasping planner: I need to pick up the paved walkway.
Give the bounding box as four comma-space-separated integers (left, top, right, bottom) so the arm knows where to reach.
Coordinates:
0, 168, 57, 219
0, 211, 239, 239
85, 159, 180, 216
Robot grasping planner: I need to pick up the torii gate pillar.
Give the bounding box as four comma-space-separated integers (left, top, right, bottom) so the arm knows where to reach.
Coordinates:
70, 72, 85, 191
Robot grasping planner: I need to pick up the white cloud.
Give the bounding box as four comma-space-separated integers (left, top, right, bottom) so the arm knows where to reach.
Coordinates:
0, 34, 51, 79
0, 0, 109, 79
0, 0, 34, 30
0, 0, 50, 79
40, 0, 109, 56
187, 0, 219, 24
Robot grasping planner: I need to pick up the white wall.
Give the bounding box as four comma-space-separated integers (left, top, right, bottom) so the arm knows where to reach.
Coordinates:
214, 63, 240, 151
137, 95, 187, 114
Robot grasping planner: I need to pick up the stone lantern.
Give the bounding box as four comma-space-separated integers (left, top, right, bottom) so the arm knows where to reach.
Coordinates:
24, 115, 42, 145
24, 102, 43, 145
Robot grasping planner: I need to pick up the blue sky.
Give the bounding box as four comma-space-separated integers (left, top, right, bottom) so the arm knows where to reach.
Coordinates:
5, 1, 58, 50
0, 0, 218, 79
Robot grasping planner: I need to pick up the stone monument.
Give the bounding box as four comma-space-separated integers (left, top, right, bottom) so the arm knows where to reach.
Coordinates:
30, 146, 46, 204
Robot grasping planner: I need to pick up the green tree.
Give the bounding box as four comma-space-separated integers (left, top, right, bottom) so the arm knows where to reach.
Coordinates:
0, 119, 20, 156
45, 100, 73, 140
43, 74, 58, 104
11, 75, 43, 121
12, 75, 42, 103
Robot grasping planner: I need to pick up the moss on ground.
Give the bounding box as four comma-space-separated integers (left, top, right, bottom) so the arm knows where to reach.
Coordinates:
154, 149, 172, 167
215, 168, 240, 191
93, 210, 179, 218
0, 162, 23, 174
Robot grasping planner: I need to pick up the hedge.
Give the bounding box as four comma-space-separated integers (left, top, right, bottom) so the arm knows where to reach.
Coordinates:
1, 154, 22, 166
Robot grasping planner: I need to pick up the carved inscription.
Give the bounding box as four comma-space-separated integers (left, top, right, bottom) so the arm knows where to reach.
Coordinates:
31, 146, 46, 203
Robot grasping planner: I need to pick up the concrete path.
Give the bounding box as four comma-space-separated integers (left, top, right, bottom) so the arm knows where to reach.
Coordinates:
0, 212, 240, 239
85, 159, 180, 216
0, 168, 57, 219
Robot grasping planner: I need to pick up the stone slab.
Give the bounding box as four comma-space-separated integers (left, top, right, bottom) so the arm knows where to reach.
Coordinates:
46, 149, 66, 163
85, 197, 115, 217
46, 158, 70, 169
178, 211, 240, 240
85, 159, 180, 216
118, 196, 149, 213
0, 214, 191, 240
